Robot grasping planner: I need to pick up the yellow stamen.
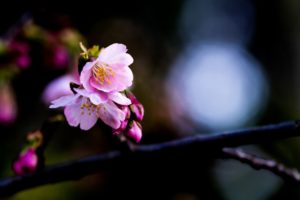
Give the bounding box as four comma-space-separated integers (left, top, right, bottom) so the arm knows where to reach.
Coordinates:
80, 98, 102, 117
92, 62, 115, 85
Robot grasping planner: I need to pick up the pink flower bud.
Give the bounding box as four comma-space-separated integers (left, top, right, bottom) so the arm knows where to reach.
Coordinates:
120, 105, 130, 120
12, 148, 38, 175
126, 91, 144, 121
112, 118, 129, 135
126, 121, 142, 143
120, 119, 129, 131
107, 105, 131, 135
130, 102, 144, 122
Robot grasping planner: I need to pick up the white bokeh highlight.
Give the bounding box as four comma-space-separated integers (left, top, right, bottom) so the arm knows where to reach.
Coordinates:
167, 43, 269, 130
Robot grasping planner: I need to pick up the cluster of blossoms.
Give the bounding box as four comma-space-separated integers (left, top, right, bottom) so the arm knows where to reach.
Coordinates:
12, 131, 42, 175
0, 40, 31, 124
50, 43, 144, 142
0, 20, 83, 124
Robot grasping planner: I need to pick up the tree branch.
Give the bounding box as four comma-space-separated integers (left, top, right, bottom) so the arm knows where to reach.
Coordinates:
222, 148, 300, 183
1, 120, 300, 197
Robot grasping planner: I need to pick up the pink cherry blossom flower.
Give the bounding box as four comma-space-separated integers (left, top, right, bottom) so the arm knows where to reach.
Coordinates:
80, 43, 133, 93
126, 121, 142, 143
50, 89, 131, 130
12, 148, 38, 175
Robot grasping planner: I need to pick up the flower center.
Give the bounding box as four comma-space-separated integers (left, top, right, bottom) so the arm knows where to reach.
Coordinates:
92, 62, 115, 85
80, 98, 101, 116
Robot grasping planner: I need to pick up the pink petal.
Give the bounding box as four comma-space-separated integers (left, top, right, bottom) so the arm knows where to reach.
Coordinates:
43, 74, 77, 104
98, 43, 127, 63
89, 93, 106, 105
73, 88, 90, 97
98, 101, 125, 129
64, 102, 81, 127
49, 94, 79, 108
90, 66, 133, 92
80, 61, 94, 91
64, 97, 98, 130
109, 92, 131, 105
112, 66, 133, 90
79, 110, 98, 130
89, 77, 115, 92
106, 53, 133, 67
74, 88, 108, 105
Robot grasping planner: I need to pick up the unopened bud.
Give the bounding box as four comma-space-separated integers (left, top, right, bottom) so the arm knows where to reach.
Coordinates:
126, 121, 142, 143
12, 148, 38, 175
126, 91, 144, 121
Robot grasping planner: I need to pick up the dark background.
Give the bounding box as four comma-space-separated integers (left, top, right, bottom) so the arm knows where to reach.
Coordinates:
2, 0, 300, 199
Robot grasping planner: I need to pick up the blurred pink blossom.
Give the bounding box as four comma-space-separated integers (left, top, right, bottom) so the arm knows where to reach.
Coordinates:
15, 55, 30, 69
9, 41, 31, 69
52, 46, 69, 69
12, 148, 38, 175
0, 84, 17, 124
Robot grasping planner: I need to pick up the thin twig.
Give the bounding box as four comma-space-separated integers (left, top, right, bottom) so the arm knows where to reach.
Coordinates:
222, 148, 300, 183
1, 120, 300, 196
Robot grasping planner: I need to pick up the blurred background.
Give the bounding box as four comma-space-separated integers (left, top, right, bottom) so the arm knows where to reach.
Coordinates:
1, 0, 300, 199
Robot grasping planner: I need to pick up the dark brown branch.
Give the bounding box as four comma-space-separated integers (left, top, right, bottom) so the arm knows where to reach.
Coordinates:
1, 120, 300, 197
222, 148, 300, 183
